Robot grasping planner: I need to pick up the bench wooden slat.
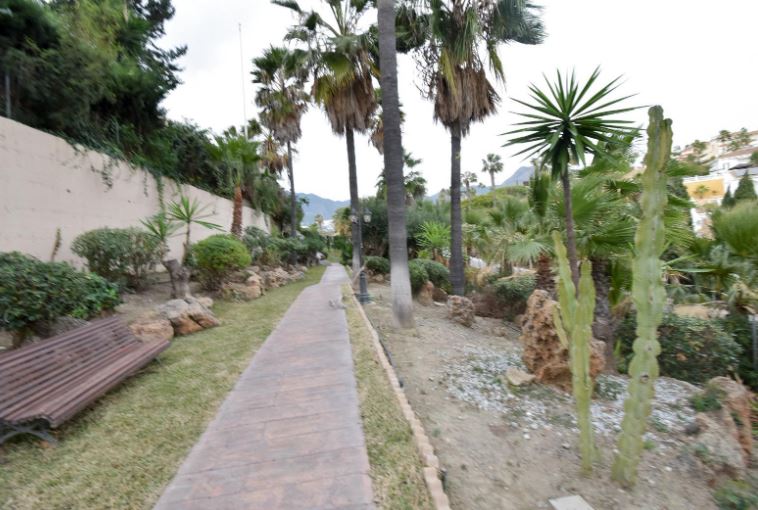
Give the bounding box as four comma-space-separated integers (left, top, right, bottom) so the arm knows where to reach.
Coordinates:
0, 316, 170, 436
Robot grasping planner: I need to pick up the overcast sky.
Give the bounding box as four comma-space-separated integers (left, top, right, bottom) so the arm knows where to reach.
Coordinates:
158, 0, 758, 201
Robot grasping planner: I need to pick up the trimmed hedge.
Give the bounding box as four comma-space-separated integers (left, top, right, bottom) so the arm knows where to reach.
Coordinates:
413, 259, 450, 292
72, 227, 163, 289
192, 235, 251, 290
493, 273, 536, 304
242, 227, 326, 266
616, 313, 741, 384
0, 252, 120, 334
365, 256, 390, 275
718, 313, 757, 390
408, 259, 429, 293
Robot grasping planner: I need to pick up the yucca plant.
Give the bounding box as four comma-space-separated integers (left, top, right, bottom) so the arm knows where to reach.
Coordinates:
504, 68, 638, 289
167, 195, 222, 264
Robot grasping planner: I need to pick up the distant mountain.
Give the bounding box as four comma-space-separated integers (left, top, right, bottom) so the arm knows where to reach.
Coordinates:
428, 165, 534, 201
502, 165, 534, 186
298, 193, 349, 226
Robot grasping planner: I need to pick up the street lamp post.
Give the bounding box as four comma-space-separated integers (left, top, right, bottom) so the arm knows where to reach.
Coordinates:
353, 210, 372, 304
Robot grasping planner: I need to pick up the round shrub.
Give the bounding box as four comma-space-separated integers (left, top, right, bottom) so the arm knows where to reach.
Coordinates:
616, 313, 741, 384
192, 235, 252, 290
491, 273, 537, 320
414, 259, 450, 291
72, 227, 162, 289
365, 256, 390, 275
408, 259, 429, 293
0, 252, 120, 335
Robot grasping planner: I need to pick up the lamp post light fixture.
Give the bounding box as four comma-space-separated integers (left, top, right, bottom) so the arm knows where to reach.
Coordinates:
356, 209, 371, 305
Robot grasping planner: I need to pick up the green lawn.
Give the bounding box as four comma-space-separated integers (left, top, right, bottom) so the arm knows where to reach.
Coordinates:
0, 265, 325, 510
343, 286, 433, 510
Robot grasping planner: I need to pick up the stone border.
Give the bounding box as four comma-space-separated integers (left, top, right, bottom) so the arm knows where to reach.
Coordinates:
349, 294, 452, 510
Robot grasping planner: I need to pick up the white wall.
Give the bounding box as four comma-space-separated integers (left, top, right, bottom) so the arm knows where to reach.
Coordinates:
0, 117, 269, 266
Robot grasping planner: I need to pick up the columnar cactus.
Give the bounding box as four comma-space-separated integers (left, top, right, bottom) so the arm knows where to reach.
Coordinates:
552, 230, 597, 473
612, 106, 672, 487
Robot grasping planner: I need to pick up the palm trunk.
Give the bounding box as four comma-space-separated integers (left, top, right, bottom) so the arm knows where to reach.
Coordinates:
449, 121, 464, 296
560, 168, 580, 290
346, 127, 363, 279
535, 252, 555, 295
231, 185, 243, 238
490, 171, 496, 191
287, 141, 297, 237
591, 257, 616, 372
378, 0, 414, 327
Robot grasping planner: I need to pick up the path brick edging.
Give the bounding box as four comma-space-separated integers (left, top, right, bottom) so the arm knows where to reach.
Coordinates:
349, 294, 452, 510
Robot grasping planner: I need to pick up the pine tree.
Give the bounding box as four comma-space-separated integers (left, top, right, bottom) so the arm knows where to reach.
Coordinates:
733, 172, 757, 202
721, 189, 736, 208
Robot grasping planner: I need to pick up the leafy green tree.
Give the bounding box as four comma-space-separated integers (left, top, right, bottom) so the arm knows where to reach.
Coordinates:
722, 188, 736, 208
482, 153, 504, 190
505, 68, 638, 288
252, 45, 309, 236
750, 150, 758, 167
728, 127, 752, 152
276, 0, 377, 276
733, 171, 757, 202
409, 0, 544, 295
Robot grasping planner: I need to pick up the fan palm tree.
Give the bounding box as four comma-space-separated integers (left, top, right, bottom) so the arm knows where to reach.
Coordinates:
412, 0, 545, 295
482, 153, 504, 190
462, 171, 479, 201
375, 152, 426, 203
252, 45, 309, 237
275, 0, 378, 276
211, 128, 261, 237
504, 68, 638, 288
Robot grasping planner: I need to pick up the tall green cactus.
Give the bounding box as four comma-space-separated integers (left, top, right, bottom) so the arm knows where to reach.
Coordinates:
552, 231, 597, 473
612, 106, 672, 487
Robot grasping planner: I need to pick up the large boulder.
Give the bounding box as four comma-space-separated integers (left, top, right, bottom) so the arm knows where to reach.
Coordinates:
447, 295, 475, 327
432, 286, 448, 303
156, 297, 219, 336
470, 288, 505, 319
417, 281, 435, 306
130, 318, 174, 343
519, 290, 605, 390
706, 377, 753, 461
222, 282, 262, 301
691, 411, 747, 480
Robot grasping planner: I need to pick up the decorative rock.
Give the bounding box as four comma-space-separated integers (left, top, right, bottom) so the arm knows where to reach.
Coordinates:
370, 273, 385, 284
156, 297, 219, 336
417, 281, 435, 306
432, 286, 448, 303
130, 319, 174, 343
222, 282, 262, 301
707, 376, 753, 459
470, 288, 505, 318
245, 273, 262, 287
692, 411, 746, 479
447, 295, 475, 327
195, 296, 214, 309
549, 495, 595, 510
519, 290, 605, 389
504, 367, 536, 386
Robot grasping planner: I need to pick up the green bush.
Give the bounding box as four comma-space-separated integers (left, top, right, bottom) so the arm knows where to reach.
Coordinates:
414, 259, 450, 292
0, 252, 120, 335
242, 227, 325, 266
192, 235, 252, 290
713, 478, 758, 510
493, 273, 536, 303
71, 227, 163, 289
717, 313, 758, 390
616, 313, 741, 384
408, 259, 429, 293
365, 256, 390, 275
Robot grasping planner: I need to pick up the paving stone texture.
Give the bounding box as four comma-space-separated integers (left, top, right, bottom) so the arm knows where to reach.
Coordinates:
154, 265, 375, 510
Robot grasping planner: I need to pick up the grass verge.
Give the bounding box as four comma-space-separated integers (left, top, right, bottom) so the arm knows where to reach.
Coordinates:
342, 286, 433, 510
0, 266, 326, 510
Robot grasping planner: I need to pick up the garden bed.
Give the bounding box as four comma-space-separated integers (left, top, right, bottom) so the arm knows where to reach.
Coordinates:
0, 266, 325, 510
362, 282, 741, 509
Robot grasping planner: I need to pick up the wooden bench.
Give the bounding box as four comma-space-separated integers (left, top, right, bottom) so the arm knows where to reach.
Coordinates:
0, 316, 170, 445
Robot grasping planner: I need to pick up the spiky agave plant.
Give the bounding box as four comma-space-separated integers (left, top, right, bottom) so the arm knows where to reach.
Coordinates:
552, 230, 597, 473
611, 106, 672, 487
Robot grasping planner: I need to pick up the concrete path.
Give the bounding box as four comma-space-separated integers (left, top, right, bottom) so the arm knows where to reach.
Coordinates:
154, 265, 374, 510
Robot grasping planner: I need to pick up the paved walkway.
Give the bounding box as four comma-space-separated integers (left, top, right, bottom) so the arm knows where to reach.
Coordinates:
154, 265, 374, 510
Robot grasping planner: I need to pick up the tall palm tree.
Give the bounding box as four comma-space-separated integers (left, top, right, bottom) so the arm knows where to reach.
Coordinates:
505, 68, 638, 288
462, 171, 479, 201
411, 0, 545, 295
378, 0, 414, 325
482, 153, 504, 190
252, 45, 309, 237
211, 128, 260, 237
275, 0, 377, 276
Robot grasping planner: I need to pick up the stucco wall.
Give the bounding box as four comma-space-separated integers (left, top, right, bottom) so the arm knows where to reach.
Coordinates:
0, 117, 270, 266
